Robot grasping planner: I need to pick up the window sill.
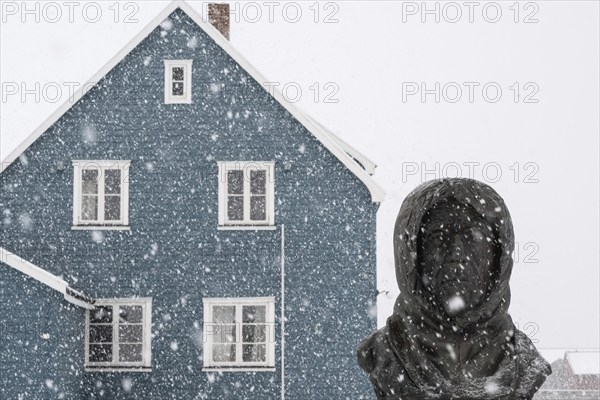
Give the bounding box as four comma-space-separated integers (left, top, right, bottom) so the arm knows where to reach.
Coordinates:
85, 366, 152, 373
202, 367, 276, 372
165, 99, 192, 104
217, 225, 276, 231
72, 225, 130, 231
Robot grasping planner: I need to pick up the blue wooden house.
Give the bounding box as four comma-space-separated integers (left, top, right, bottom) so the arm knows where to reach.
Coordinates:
0, 2, 384, 399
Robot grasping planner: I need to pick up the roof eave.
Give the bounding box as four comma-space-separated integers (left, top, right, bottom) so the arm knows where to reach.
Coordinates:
1, 247, 95, 309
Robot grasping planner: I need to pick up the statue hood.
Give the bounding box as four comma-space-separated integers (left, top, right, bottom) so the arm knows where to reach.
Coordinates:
393, 178, 514, 328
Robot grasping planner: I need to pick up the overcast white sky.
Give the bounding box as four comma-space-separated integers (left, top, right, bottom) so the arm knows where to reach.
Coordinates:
1, 1, 598, 353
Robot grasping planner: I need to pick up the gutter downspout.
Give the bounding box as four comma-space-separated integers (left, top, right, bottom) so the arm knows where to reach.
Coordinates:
280, 224, 286, 400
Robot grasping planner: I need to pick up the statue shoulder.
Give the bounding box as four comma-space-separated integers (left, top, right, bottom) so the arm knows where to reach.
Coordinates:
514, 329, 548, 367
513, 329, 552, 399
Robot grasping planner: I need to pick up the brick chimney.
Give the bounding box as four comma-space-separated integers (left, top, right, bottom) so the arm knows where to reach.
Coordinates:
208, 3, 230, 40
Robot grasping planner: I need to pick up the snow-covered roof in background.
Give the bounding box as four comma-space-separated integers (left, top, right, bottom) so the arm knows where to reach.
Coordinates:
566, 351, 600, 375
0, 247, 95, 309
0, 0, 385, 203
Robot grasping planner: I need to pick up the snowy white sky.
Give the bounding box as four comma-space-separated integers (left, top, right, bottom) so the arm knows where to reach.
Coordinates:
1, 1, 598, 353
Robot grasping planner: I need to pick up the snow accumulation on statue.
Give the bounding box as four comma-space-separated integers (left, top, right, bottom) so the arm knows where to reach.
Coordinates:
357, 178, 551, 400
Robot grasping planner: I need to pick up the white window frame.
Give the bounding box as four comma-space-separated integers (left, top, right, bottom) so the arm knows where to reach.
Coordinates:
85, 298, 152, 372
164, 60, 193, 104
203, 297, 275, 371
217, 161, 275, 228
72, 160, 130, 229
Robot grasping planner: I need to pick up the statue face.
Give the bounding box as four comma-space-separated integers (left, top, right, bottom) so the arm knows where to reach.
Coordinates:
418, 199, 498, 316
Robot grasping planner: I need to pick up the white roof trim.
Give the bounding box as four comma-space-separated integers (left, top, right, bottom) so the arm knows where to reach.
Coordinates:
1, 247, 94, 309
565, 351, 600, 375
303, 114, 378, 176
0, 0, 385, 203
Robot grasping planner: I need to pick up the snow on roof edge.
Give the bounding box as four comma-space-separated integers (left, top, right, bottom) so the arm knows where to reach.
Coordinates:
1, 247, 95, 309
565, 351, 600, 375
0, 0, 385, 203
302, 113, 378, 175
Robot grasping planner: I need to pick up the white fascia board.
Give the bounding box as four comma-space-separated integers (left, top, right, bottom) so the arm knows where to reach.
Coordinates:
0, 247, 94, 309
0, 0, 385, 203
302, 113, 378, 176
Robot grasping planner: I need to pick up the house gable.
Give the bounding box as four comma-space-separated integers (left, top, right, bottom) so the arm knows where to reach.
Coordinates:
0, 1, 384, 203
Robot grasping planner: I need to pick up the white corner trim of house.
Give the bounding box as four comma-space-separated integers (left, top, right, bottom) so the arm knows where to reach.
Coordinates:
0, 247, 95, 309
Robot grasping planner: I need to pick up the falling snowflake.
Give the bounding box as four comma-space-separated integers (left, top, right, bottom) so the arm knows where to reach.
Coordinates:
187, 36, 198, 48
91, 231, 104, 243
160, 18, 173, 30
122, 378, 133, 392
446, 295, 465, 313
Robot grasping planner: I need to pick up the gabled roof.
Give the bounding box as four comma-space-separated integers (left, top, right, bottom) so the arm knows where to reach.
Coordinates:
1, 247, 94, 309
0, 0, 384, 203
566, 351, 600, 376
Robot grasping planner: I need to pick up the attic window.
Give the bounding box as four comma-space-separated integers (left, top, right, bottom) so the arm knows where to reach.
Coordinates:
164, 60, 192, 104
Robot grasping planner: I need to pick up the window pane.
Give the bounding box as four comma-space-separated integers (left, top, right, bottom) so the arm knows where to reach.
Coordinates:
89, 325, 113, 343
213, 306, 235, 323
213, 344, 236, 362
242, 344, 266, 362
119, 344, 143, 362
89, 344, 113, 362
227, 196, 243, 221
250, 170, 266, 195
227, 170, 244, 194
243, 325, 266, 343
90, 306, 113, 323
119, 325, 143, 343
104, 169, 121, 194
104, 196, 121, 221
213, 324, 236, 344
82, 169, 98, 194
250, 196, 266, 221
119, 306, 143, 323
242, 305, 266, 323
172, 82, 184, 96
81, 196, 98, 221
172, 67, 184, 81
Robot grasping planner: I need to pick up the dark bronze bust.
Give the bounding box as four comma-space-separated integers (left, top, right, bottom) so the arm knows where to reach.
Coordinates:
358, 178, 551, 400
